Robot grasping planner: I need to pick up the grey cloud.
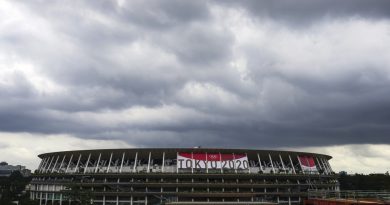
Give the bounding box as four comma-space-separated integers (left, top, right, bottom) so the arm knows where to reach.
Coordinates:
220, 0, 390, 26
0, 143, 7, 149
1, 0, 390, 149
21, 0, 211, 29
119, 0, 211, 29
0, 72, 34, 99
151, 23, 234, 65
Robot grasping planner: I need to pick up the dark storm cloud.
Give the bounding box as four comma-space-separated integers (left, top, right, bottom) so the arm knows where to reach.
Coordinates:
221, 0, 390, 26
118, 0, 211, 29
155, 24, 234, 65
1, 0, 390, 149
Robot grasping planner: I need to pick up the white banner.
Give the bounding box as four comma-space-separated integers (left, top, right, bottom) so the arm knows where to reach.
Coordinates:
298, 156, 317, 172
177, 153, 249, 170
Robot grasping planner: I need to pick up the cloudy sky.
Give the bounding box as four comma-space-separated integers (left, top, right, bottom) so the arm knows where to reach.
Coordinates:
1, 0, 390, 173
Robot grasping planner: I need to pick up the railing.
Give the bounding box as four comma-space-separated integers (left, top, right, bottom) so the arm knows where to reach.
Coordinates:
308, 190, 390, 203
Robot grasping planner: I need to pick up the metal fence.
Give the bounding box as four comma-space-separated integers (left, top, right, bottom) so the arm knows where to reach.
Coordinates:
308, 190, 390, 203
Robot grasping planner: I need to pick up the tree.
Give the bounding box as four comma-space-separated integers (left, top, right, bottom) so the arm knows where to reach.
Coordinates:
62, 183, 94, 205
339, 173, 390, 191
0, 171, 35, 205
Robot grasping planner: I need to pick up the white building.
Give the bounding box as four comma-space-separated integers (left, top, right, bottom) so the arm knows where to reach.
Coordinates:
0, 162, 31, 177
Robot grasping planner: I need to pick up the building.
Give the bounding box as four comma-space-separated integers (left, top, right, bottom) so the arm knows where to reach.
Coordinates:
0, 161, 31, 177
0, 162, 32, 204
30, 148, 339, 205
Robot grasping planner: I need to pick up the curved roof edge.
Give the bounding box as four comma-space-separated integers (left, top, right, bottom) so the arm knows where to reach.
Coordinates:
38, 148, 332, 160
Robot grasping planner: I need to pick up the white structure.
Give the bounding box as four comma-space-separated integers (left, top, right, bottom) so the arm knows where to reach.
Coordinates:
0, 162, 31, 177
30, 148, 339, 205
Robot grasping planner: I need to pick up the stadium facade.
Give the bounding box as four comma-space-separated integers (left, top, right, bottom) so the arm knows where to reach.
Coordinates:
30, 148, 338, 205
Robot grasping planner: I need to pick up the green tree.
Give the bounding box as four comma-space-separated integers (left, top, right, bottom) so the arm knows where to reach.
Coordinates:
0, 171, 34, 205
339, 173, 390, 190
62, 183, 94, 205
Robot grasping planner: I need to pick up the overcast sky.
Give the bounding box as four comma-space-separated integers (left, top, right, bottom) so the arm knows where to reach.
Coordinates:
1, 0, 390, 173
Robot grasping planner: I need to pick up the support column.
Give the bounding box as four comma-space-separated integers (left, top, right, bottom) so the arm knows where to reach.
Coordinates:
84, 153, 91, 174
59, 185, 63, 205
58, 155, 66, 173
51, 155, 60, 173
45, 184, 48, 205
75, 154, 82, 173
65, 154, 73, 173
325, 160, 334, 173
107, 152, 113, 173
33, 186, 36, 200
288, 155, 296, 174
316, 157, 323, 174
268, 154, 275, 173
51, 185, 55, 205
133, 152, 138, 173
279, 154, 286, 173
45, 157, 53, 172
246, 153, 250, 173
162, 152, 165, 173
120, 152, 125, 173
176, 152, 179, 173
297, 156, 304, 174
320, 158, 329, 174
39, 158, 47, 173
323, 158, 331, 174
95, 153, 102, 173
38, 158, 48, 173
147, 152, 152, 173
257, 153, 263, 172
43, 157, 52, 172
45, 156, 55, 173
37, 158, 45, 172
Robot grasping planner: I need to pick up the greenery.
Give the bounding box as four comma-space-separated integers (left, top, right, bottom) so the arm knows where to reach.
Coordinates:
62, 183, 94, 205
0, 171, 38, 205
339, 172, 390, 191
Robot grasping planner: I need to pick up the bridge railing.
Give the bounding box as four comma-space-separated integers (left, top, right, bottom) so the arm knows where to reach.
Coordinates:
308, 189, 390, 203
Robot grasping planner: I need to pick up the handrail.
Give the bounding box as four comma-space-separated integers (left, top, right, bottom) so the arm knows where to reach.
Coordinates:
308, 190, 390, 202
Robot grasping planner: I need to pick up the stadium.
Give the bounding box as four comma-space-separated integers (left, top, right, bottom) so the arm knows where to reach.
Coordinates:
30, 148, 339, 205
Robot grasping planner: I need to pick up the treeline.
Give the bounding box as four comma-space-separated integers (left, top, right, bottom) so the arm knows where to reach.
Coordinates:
339, 173, 390, 191
0, 171, 37, 205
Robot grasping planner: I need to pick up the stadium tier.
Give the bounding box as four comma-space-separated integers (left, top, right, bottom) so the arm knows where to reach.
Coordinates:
30, 148, 339, 205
